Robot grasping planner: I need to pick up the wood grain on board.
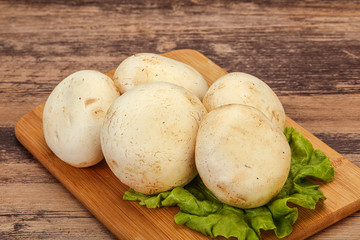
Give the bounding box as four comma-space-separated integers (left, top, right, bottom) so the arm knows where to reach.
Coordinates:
14, 49, 360, 240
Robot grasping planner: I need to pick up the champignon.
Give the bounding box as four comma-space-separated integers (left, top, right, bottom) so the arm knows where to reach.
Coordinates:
43, 70, 120, 167
195, 104, 291, 209
113, 53, 209, 100
203, 72, 286, 130
101, 82, 207, 194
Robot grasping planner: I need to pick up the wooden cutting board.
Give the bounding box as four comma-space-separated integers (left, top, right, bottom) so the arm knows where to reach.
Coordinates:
15, 49, 360, 240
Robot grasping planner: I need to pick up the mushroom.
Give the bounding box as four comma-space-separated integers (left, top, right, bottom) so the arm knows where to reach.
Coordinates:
113, 53, 209, 100
195, 104, 291, 209
203, 72, 286, 130
101, 82, 207, 195
43, 70, 120, 167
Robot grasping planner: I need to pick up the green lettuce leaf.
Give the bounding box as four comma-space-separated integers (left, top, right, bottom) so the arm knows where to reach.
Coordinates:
123, 127, 334, 239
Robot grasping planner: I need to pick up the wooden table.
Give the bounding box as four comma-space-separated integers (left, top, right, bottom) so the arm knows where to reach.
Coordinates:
1, 1, 359, 239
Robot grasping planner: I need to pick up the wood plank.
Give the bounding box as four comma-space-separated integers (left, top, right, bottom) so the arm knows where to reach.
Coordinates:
14, 49, 360, 239
1, 1, 360, 109
0, 184, 114, 240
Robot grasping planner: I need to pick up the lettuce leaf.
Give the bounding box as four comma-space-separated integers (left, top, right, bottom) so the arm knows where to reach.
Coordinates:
123, 127, 334, 239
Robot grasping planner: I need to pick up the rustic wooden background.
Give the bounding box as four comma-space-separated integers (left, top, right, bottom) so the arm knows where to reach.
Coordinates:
1, 0, 359, 239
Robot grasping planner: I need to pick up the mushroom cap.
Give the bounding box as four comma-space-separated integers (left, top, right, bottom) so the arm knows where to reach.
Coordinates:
195, 104, 291, 209
101, 82, 207, 194
113, 53, 209, 100
43, 70, 120, 167
203, 72, 286, 130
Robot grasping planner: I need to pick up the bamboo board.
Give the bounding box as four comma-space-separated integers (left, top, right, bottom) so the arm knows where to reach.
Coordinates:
15, 49, 360, 240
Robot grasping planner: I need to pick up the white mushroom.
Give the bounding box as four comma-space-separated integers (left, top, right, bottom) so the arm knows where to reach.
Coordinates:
43, 70, 120, 167
203, 72, 286, 130
113, 53, 209, 100
195, 104, 291, 209
101, 82, 207, 195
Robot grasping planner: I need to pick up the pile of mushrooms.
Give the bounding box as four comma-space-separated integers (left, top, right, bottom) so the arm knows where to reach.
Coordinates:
43, 53, 291, 209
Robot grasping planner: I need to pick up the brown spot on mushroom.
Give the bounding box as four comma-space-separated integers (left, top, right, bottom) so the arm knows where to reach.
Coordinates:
186, 96, 198, 106
272, 110, 280, 121
216, 183, 227, 194
142, 57, 161, 65
54, 130, 59, 142
229, 195, 247, 205
85, 98, 98, 107
111, 160, 118, 168
217, 183, 247, 205
216, 82, 226, 90
74, 160, 93, 168
93, 109, 105, 118
257, 118, 265, 127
